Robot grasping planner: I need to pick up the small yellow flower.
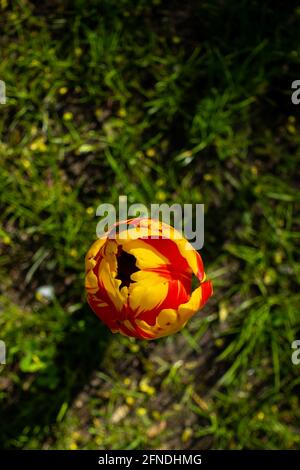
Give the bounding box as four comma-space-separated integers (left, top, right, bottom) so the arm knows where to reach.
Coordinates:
215, 338, 224, 348
156, 190, 166, 202
69, 442, 78, 450
256, 411, 265, 421
219, 301, 229, 322
93, 418, 101, 427
35, 292, 43, 302
59, 87, 68, 95
126, 396, 135, 406
123, 377, 131, 386
70, 248, 78, 258
117, 108, 127, 118
78, 144, 94, 154
72, 431, 80, 441
146, 148, 156, 158
182, 427, 193, 443
136, 407, 147, 417
263, 268, 277, 286
274, 250, 283, 264
139, 378, 155, 396
86, 207, 94, 216
95, 109, 104, 120
156, 178, 165, 187
172, 36, 181, 44
287, 124, 296, 134
30, 59, 40, 67
21, 159, 31, 169
287, 116, 296, 134
251, 165, 258, 176
2, 235, 11, 245
63, 112, 73, 121
30, 137, 47, 152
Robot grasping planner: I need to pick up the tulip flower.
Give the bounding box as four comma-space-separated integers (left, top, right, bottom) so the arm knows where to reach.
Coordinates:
85, 218, 212, 339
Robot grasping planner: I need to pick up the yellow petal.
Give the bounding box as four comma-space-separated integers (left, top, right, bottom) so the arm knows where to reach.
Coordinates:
130, 270, 165, 284
85, 269, 99, 294
156, 308, 178, 328
120, 239, 169, 269
172, 238, 203, 279
85, 256, 97, 273
103, 240, 118, 277
98, 258, 126, 311
178, 285, 202, 322
85, 237, 106, 262
128, 278, 168, 315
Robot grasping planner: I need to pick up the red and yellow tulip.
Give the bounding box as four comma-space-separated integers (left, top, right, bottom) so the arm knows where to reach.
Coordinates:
85, 218, 212, 339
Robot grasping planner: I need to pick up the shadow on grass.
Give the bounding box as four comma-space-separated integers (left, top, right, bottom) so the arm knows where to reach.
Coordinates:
0, 305, 110, 448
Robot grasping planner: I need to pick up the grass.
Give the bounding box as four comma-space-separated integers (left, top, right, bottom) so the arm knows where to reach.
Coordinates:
0, 0, 300, 449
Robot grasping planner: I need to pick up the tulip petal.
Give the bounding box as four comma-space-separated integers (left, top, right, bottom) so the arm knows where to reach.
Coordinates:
85, 269, 99, 294
141, 238, 191, 273
178, 279, 213, 322
119, 239, 169, 269
85, 238, 106, 263
156, 308, 178, 328
128, 279, 169, 315
97, 257, 127, 312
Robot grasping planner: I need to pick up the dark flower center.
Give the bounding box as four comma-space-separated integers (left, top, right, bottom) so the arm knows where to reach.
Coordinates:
116, 247, 139, 289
